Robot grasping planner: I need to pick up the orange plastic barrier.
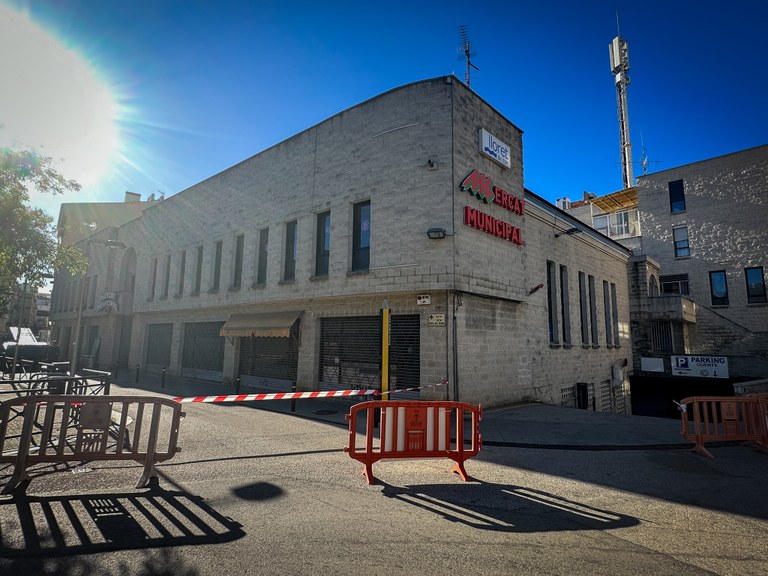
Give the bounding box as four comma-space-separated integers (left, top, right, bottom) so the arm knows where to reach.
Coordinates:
345, 400, 481, 485
678, 395, 768, 458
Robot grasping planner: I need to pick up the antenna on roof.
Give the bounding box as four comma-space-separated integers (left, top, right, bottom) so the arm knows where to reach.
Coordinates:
458, 25, 479, 88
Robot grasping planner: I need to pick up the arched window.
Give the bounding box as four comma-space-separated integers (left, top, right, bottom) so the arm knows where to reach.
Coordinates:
649, 275, 659, 297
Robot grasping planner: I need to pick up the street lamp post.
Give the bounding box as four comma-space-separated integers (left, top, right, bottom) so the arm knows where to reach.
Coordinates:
70, 239, 126, 375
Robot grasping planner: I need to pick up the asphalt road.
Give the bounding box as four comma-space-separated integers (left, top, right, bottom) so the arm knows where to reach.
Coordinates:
1, 386, 767, 575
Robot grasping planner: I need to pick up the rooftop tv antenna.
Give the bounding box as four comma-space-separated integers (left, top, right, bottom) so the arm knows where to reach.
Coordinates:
609, 13, 634, 189
458, 25, 479, 88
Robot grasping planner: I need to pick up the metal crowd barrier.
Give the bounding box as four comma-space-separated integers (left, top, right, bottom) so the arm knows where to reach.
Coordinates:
0, 395, 185, 493
345, 400, 481, 484
678, 395, 768, 458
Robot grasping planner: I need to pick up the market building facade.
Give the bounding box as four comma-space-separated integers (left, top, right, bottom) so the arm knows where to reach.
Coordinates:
50, 76, 633, 411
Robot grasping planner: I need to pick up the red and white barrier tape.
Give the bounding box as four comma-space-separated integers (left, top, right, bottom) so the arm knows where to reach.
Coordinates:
172, 379, 449, 404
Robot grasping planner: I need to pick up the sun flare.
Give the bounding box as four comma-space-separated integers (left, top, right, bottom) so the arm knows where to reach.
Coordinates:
0, 6, 120, 207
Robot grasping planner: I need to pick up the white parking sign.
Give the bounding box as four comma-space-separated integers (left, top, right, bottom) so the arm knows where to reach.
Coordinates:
671, 355, 729, 378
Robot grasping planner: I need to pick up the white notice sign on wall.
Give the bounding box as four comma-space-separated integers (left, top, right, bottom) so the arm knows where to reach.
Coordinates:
671, 355, 729, 379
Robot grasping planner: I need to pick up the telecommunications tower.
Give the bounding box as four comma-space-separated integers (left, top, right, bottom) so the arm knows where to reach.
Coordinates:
609, 34, 633, 189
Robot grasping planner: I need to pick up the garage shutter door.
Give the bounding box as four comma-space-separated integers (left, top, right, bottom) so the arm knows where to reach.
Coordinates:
146, 323, 172, 369
318, 315, 420, 398
181, 321, 225, 381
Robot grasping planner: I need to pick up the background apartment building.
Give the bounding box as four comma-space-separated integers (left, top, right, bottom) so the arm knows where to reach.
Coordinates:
563, 145, 768, 416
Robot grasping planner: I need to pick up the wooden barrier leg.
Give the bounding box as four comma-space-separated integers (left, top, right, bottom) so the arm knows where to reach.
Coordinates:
450, 461, 470, 481
363, 405, 377, 485
1, 399, 37, 494
690, 442, 714, 459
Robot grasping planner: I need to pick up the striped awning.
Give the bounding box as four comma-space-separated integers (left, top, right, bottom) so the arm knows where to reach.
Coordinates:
220, 311, 302, 338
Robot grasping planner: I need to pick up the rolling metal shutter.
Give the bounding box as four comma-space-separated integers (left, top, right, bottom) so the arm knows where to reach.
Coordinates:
145, 323, 172, 369
318, 315, 420, 398
181, 321, 225, 381
237, 319, 300, 391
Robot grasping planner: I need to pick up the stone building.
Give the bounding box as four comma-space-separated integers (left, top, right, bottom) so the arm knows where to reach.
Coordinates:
50, 76, 633, 411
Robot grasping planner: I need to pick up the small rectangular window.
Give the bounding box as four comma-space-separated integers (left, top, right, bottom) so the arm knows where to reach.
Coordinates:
709, 270, 729, 306
315, 211, 331, 277
611, 283, 620, 348
660, 274, 690, 296
177, 250, 186, 296
603, 280, 612, 347
193, 246, 203, 294
149, 258, 158, 301
233, 234, 244, 288
588, 275, 598, 346
211, 240, 223, 291
256, 228, 269, 285
669, 179, 686, 213
352, 200, 370, 272
546, 261, 559, 344
673, 226, 690, 258
579, 272, 589, 345
560, 265, 571, 345
89, 276, 97, 309
284, 221, 297, 281
745, 266, 767, 304
161, 255, 171, 299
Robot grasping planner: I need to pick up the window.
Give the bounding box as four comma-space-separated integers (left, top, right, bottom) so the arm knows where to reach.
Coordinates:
161, 255, 171, 299
546, 261, 559, 344
578, 272, 589, 345
211, 240, 223, 292
668, 179, 686, 213
352, 200, 370, 272
649, 275, 659, 296
256, 228, 269, 285
709, 270, 729, 306
593, 214, 608, 236
588, 275, 598, 346
673, 226, 690, 258
284, 221, 297, 281
660, 274, 690, 296
315, 211, 330, 277
651, 321, 685, 353
177, 249, 186, 296
603, 281, 613, 347
611, 283, 620, 348
89, 276, 97, 309
592, 210, 640, 239
193, 246, 203, 294
745, 267, 767, 304
233, 234, 244, 289
560, 265, 571, 345
149, 258, 158, 301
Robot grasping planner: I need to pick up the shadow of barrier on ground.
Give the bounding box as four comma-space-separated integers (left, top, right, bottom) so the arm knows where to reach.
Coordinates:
0, 395, 184, 493
381, 481, 639, 533
0, 487, 244, 559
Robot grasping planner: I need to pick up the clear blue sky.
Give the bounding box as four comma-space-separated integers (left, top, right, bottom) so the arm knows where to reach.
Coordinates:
2, 0, 767, 217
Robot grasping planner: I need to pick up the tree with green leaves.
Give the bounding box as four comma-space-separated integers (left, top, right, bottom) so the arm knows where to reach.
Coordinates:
0, 146, 87, 303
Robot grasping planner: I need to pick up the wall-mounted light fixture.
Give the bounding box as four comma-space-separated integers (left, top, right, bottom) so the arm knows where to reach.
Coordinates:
554, 227, 582, 238
427, 228, 451, 240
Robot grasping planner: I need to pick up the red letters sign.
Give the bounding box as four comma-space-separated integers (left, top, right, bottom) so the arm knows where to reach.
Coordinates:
460, 169, 524, 246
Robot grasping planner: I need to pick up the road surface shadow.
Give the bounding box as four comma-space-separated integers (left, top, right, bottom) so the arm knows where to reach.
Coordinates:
381, 480, 639, 533
0, 485, 244, 559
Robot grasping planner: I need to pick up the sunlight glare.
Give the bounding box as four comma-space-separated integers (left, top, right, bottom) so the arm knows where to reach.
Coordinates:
0, 6, 120, 203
